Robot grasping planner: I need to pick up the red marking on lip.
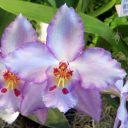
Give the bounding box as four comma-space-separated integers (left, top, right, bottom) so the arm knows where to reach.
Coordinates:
62, 88, 69, 95
49, 85, 57, 91
14, 89, 21, 97
1, 88, 7, 93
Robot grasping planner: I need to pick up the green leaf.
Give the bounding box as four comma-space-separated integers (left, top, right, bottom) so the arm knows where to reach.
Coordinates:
0, 0, 56, 23
103, 94, 119, 108
76, 0, 89, 12
45, 109, 69, 128
104, 14, 128, 29
0, 0, 128, 56
47, 0, 56, 7
114, 25, 128, 38
94, 37, 112, 51
54, 0, 79, 7
29, 109, 69, 128
79, 13, 128, 56
0, 8, 15, 38
89, 0, 117, 16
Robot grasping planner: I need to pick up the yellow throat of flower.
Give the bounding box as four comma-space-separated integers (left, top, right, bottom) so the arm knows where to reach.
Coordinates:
1, 70, 21, 97
3, 70, 20, 90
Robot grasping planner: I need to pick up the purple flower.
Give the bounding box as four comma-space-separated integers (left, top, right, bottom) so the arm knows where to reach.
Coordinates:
0, 14, 47, 124
113, 80, 128, 128
4, 5, 126, 121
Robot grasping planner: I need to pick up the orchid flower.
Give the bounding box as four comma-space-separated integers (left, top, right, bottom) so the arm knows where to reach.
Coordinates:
113, 80, 128, 128
0, 14, 47, 124
4, 4, 126, 121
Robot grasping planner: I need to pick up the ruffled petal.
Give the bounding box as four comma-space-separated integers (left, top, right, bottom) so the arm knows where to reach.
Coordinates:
71, 48, 126, 89
115, 80, 124, 92
73, 86, 102, 121
0, 109, 19, 124
43, 89, 77, 113
1, 14, 37, 55
4, 42, 58, 83
46, 4, 84, 61
42, 76, 77, 113
20, 82, 46, 116
33, 108, 48, 124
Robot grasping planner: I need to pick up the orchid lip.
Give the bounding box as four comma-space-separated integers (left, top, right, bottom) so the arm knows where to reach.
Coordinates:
1, 70, 21, 97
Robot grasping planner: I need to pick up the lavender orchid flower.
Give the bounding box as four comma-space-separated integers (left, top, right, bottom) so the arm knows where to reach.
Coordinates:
0, 15, 47, 124
113, 80, 128, 128
4, 4, 126, 121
